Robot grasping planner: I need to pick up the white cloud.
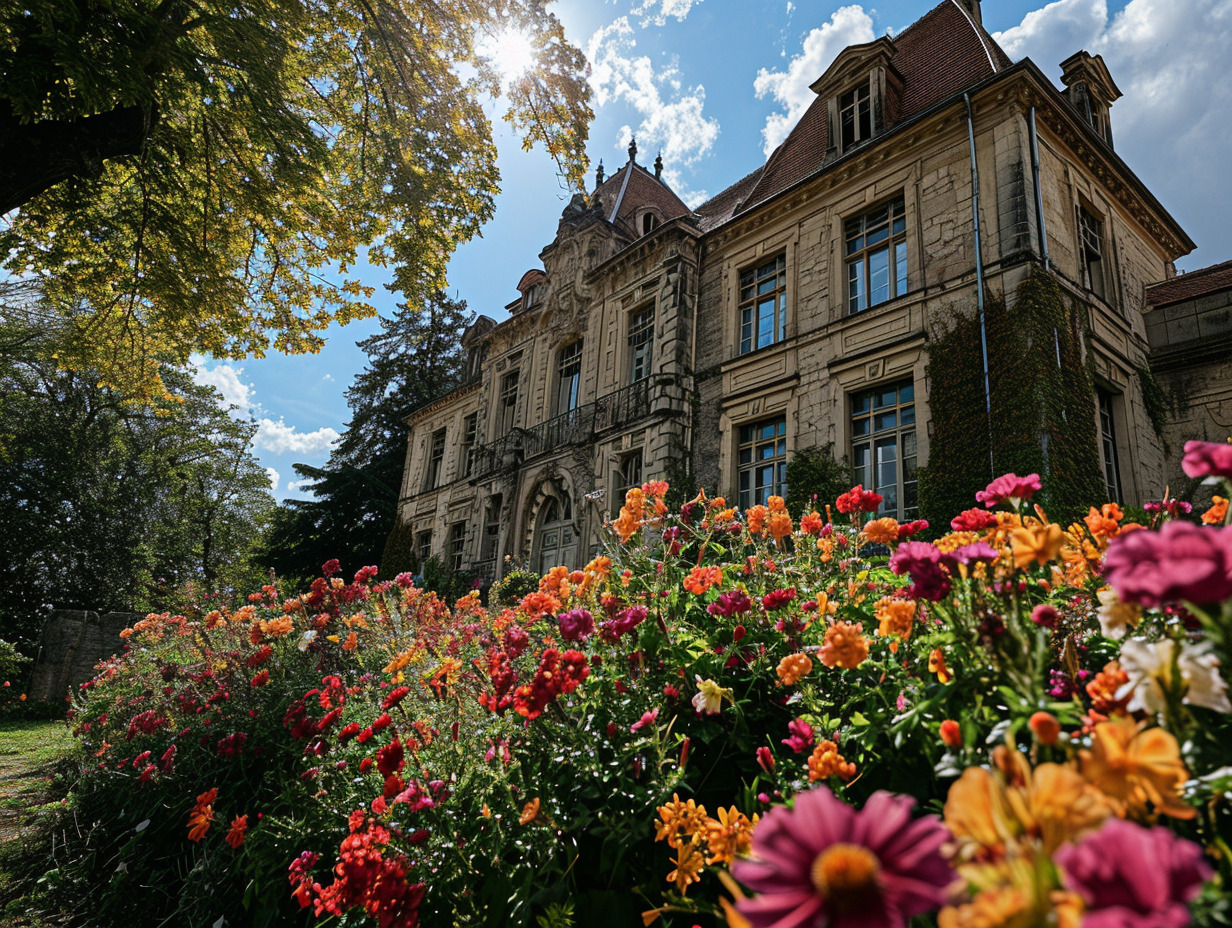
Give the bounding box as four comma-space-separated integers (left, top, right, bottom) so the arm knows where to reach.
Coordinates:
753, 5, 876, 157
586, 16, 719, 198
631, 0, 703, 27
265, 467, 280, 491
190, 358, 253, 411
253, 418, 340, 455
285, 479, 316, 495
993, 0, 1232, 266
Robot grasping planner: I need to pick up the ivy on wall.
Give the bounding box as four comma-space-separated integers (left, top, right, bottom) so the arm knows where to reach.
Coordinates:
1137, 365, 1169, 452
786, 444, 850, 516
918, 269, 1106, 529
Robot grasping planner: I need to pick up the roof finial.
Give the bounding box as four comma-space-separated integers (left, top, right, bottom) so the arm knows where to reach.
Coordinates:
654, 151, 663, 180
628, 136, 638, 163
595, 159, 605, 186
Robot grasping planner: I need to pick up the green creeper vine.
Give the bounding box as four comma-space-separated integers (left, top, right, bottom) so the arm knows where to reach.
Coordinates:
1137, 365, 1170, 452
918, 269, 1106, 529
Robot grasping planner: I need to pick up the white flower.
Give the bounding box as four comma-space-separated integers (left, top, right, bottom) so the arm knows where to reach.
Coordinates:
1117, 637, 1232, 715
297, 629, 318, 652
692, 675, 731, 715
1096, 588, 1141, 640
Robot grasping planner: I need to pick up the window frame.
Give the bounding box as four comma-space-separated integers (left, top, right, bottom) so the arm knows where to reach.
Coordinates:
447, 521, 467, 573
1096, 388, 1123, 504
849, 380, 918, 520
628, 306, 655, 382
499, 369, 520, 434
737, 416, 788, 511
1078, 204, 1107, 301
556, 340, 583, 416
612, 450, 644, 516
738, 253, 788, 356
415, 530, 433, 564
424, 427, 447, 490
838, 82, 872, 151
460, 412, 478, 479
846, 195, 908, 315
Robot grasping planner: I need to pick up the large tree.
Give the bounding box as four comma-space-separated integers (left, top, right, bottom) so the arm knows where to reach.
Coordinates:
0, 335, 275, 649
0, 0, 589, 398
260, 289, 470, 581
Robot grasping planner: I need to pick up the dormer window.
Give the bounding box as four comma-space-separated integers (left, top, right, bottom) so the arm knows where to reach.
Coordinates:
1060, 51, 1122, 149
523, 283, 542, 310
839, 84, 872, 150
641, 212, 660, 236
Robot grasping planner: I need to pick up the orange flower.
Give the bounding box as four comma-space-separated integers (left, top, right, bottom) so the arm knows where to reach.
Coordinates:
1085, 661, 1131, 716
642, 479, 669, 500
613, 488, 646, 542
1009, 522, 1064, 569
807, 739, 856, 781
874, 598, 915, 651
187, 788, 218, 842
929, 648, 953, 683
520, 798, 541, 825
224, 814, 248, 849
683, 566, 723, 595
666, 844, 705, 895
519, 590, 562, 619
1202, 495, 1229, 525
768, 511, 793, 543
704, 806, 759, 864
1084, 503, 1124, 542
539, 565, 573, 600
816, 536, 835, 562
861, 517, 901, 545
939, 719, 963, 748
259, 615, 294, 638
800, 511, 823, 535
1080, 718, 1194, 820
776, 653, 813, 686
745, 505, 769, 535
819, 621, 868, 669
1029, 712, 1061, 746
341, 631, 358, 651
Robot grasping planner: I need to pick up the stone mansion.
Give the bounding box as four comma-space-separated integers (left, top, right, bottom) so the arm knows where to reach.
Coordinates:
396, 0, 1229, 580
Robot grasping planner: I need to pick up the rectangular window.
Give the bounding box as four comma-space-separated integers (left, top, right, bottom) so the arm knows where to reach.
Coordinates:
460, 412, 479, 479
499, 370, 520, 434
851, 381, 917, 520
1079, 205, 1106, 301
847, 196, 907, 313
738, 417, 787, 510
1097, 389, 1123, 504
424, 428, 446, 490
447, 522, 466, 573
415, 530, 433, 564
613, 451, 643, 516
481, 495, 502, 563
556, 340, 583, 415
628, 307, 654, 381
738, 253, 787, 355
839, 83, 872, 150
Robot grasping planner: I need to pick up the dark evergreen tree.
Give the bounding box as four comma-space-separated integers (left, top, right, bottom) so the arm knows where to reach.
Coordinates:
259, 291, 472, 583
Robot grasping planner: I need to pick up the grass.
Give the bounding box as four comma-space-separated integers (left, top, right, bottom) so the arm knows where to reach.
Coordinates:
0, 718, 72, 927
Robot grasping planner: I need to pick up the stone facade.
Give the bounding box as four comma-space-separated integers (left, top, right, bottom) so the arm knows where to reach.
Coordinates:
398, 0, 1202, 581
28, 610, 138, 702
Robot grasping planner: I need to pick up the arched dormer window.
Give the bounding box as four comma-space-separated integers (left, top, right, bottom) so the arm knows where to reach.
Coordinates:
641, 212, 660, 236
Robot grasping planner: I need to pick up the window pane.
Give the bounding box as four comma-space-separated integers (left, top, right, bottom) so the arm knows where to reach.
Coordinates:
899, 383, 914, 404
849, 258, 865, 312
874, 410, 897, 432
875, 389, 897, 409
869, 247, 890, 306
895, 241, 908, 296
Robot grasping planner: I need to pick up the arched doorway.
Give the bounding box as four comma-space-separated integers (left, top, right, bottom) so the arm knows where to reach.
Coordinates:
531, 495, 576, 573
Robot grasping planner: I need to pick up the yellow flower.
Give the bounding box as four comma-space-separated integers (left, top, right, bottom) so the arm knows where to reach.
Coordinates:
874, 598, 915, 651
666, 843, 705, 895
1009, 522, 1063, 569
693, 676, 731, 714
1080, 718, 1195, 820
703, 806, 758, 864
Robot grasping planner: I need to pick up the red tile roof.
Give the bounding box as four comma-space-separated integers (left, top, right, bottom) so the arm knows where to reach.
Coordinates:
1145, 260, 1232, 308
592, 160, 692, 239
706, 0, 1012, 218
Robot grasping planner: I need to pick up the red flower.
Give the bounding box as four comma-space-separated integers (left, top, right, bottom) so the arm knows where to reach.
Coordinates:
939, 720, 962, 748
975, 472, 1042, 508
950, 508, 998, 532
835, 485, 883, 514
224, 814, 248, 849
376, 739, 405, 777
382, 686, 412, 710
250, 670, 270, 688
762, 588, 797, 611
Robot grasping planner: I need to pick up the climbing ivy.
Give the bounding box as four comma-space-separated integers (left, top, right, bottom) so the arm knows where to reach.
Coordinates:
786, 444, 851, 516
919, 269, 1106, 529
1137, 365, 1170, 452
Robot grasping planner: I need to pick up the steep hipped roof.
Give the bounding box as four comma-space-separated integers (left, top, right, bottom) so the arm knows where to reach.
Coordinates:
719, 0, 1012, 216
591, 157, 692, 239
1146, 260, 1232, 308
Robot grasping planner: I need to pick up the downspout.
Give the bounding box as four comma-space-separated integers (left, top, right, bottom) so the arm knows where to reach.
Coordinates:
1028, 107, 1050, 268
965, 92, 995, 480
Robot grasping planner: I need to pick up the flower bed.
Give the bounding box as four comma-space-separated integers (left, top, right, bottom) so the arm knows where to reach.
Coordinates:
52, 443, 1232, 927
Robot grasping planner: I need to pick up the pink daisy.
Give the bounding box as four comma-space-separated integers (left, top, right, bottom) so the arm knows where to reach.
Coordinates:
732, 787, 953, 928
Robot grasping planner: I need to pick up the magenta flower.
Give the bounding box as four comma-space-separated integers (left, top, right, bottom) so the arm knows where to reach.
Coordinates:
1055, 818, 1210, 928
630, 708, 658, 733
1103, 521, 1232, 607
733, 787, 953, 928
781, 718, 815, 754
975, 472, 1042, 508
943, 541, 1000, 567
557, 608, 594, 642
889, 542, 952, 601
1182, 439, 1232, 481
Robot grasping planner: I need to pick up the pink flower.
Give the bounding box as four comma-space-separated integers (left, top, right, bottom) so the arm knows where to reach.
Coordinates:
781, 718, 815, 754
889, 542, 952, 601
1182, 440, 1232, 481
733, 787, 953, 928
1103, 521, 1232, 607
557, 608, 594, 642
975, 473, 1042, 508
756, 746, 775, 772
630, 708, 659, 733
1054, 818, 1210, 928
943, 542, 999, 567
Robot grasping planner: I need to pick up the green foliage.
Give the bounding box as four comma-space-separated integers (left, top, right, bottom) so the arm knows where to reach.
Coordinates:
380, 518, 417, 580
0, 641, 29, 689
1138, 364, 1170, 449
0, 339, 274, 650
0, 0, 591, 399
419, 555, 482, 603
258, 290, 472, 582
785, 444, 850, 515
489, 564, 541, 608
919, 269, 1106, 528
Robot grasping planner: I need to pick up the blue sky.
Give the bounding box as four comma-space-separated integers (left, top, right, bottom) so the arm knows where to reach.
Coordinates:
193, 0, 1232, 500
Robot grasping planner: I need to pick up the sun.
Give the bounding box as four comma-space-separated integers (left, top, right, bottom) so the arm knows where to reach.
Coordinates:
479, 27, 538, 88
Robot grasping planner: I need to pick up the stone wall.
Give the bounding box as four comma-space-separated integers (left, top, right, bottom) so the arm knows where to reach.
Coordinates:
28, 610, 136, 703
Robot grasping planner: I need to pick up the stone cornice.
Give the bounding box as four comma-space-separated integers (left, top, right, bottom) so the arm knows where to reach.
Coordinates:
404, 379, 481, 427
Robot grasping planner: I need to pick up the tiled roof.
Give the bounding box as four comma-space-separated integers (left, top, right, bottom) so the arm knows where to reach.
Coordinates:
694, 165, 765, 233
592, 160, 692, 238
704, 0, 1012, 219
1146, 260, 1232, 308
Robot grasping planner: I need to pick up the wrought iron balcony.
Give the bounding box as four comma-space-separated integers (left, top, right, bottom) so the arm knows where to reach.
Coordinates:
471, 375, 677, 479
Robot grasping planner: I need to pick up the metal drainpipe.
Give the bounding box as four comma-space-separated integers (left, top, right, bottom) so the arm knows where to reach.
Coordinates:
1028, 107, 1050, 268
965, 93, 995, 480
